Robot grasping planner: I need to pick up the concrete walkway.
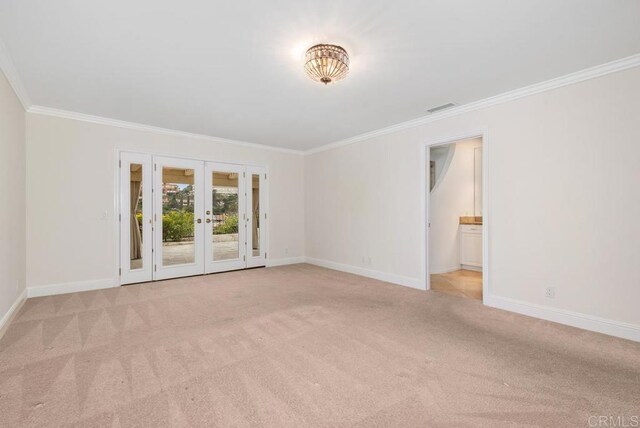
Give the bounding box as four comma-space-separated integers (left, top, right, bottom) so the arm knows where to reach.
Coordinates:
130, 235, 259, 269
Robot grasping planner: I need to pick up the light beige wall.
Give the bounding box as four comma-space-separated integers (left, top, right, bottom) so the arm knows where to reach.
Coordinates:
306, 66, 640, 327
0, 70, 26, 321
26, 114, 305, 290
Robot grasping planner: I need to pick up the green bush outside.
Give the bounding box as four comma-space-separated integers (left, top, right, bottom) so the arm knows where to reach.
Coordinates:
137, 210, 237, 241
214, 214, 238, 235
163, 210, 194, 242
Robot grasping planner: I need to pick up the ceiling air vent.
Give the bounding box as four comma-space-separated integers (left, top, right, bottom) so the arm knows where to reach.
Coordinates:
427, 103, 456, 114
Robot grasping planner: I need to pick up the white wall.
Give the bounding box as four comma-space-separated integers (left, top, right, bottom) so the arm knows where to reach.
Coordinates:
26, 114, 305, 291
306, 66, 640, 332
0, 70, 26, 326
429, 138, 481, 274
10, 60, 640, 340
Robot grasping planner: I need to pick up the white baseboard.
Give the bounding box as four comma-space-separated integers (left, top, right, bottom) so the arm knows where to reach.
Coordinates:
22, 267, 638, 343
0, 288, 27, 339
305, 257, 425, 290
461, 265, 482, 272
27, 278, 117, 298
302, 259, 639, 342
25, 260, 305, 297
484, 295, 640, 343
430, 265, 463, 275
266, 256, 306, 267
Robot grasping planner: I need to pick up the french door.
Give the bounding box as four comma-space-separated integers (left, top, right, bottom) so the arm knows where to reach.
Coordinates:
205, 162, 247, 273
153, 156, 205, 280
119, 153, 267, 285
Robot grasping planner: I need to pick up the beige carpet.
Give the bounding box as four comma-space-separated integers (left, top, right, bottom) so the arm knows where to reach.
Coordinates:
1, 264, 638, 427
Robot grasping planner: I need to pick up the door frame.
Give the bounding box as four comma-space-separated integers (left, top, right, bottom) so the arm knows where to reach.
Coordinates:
421, 129, 490, 303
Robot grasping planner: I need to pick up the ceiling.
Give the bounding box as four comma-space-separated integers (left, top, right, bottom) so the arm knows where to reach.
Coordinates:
1, 1, 639, 151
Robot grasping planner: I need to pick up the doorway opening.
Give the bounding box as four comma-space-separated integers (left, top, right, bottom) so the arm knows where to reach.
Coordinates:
426, 135, 486, 301
119, 152, 267, 285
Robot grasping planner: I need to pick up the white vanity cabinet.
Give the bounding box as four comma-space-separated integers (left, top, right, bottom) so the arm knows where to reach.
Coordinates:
460, 224, 482, 269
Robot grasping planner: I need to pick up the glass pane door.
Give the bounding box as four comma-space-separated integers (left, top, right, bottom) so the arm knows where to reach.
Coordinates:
153, 157, 204, 280
120, 153, 153, 284
204, 162, 246, 273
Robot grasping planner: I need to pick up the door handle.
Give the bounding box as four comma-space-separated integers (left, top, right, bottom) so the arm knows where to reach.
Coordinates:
206, 218, 211, 223
196, 218, 202, 224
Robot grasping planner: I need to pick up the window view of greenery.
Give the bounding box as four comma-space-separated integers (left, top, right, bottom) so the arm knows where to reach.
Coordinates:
162, 184, 195, 242
212, 191, 238, 235
162, 167, 196, 266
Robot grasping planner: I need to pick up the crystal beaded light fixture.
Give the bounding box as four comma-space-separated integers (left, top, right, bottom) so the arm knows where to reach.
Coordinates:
304, 44, 349, 85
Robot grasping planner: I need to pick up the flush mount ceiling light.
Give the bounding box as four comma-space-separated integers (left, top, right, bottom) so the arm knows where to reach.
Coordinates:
304, 44, 349, 85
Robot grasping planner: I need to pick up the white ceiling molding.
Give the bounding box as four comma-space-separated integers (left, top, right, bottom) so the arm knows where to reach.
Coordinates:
4, 26, 639, 158
27, 105, 304, 155
2, 2, 639, 149
305, 53, 640, 156
0, 37, 31, 109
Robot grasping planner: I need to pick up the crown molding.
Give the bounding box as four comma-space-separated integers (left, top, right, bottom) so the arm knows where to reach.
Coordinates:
305, 53, 640, 155
2, 37, 302, 156
0, 37, 31, 109
27, 105, 304, 155
5, 31, 639, 157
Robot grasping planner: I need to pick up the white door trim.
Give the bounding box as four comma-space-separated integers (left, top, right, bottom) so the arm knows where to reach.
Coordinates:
421, 128, 490, 303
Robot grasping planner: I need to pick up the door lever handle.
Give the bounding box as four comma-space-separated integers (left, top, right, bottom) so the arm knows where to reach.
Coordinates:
206, 218, 211, 223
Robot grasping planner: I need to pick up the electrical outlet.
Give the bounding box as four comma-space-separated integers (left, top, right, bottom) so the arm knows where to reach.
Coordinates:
545, 287, 555, 299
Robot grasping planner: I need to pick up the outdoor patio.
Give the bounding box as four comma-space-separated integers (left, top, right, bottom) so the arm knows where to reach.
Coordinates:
130, 237, 258, 270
